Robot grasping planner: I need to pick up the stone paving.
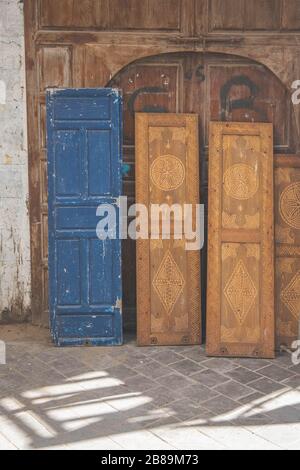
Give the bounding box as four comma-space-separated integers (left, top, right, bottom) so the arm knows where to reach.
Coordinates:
0, 325, 300, 450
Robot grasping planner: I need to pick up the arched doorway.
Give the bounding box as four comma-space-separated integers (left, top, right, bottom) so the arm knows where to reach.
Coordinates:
107, 52, 298, 334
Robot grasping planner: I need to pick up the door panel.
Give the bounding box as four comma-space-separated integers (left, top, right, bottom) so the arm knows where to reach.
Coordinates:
47, 88, 123, 346
207, 64, 292, 150
207, 122, 275, 358
275, 156, 300, 349
136, 113, 201, 346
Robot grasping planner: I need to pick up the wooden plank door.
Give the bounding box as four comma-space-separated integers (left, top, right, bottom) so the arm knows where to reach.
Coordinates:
275, 155, 300, 349
136, 113, 201, 346
47, 89, 123, 346
207, 122, 275, 358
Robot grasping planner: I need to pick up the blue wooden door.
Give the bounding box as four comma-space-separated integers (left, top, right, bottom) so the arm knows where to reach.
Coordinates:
47, 89, 123, 346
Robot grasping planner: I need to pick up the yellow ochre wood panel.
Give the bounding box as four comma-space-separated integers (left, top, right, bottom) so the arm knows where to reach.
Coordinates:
275, 156, 300, 349
136, 113, 201, 346
207, 122, 275, 358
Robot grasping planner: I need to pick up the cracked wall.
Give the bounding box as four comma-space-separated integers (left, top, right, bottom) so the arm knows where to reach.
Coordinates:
0, 0, 31, 322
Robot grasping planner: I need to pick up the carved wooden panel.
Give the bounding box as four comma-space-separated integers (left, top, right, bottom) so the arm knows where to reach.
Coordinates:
109, 60, 184, 328
110, 61, 184, 146
207, 122, 275, 358
107, 0, 182, 30
38, 46, 72, 91
39, 0, 182, 31
275, 156, 300, 349
39, 0, 108, 29
207, 63, 294, 152
209, 0, 281, 31
282, 0, 300, 30
136, 114, 201, 346
38, 0, 300, 33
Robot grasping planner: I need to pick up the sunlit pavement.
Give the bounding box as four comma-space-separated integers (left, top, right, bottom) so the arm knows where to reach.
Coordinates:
0, 325, 299, 450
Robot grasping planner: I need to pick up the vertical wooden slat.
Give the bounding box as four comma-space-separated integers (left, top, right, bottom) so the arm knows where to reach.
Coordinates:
24, 0, 43, 325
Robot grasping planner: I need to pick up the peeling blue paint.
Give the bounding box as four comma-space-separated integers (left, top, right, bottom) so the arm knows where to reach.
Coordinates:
47, 89, 123, 347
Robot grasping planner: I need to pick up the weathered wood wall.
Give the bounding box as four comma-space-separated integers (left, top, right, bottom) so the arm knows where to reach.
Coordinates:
24, 1, 300, 342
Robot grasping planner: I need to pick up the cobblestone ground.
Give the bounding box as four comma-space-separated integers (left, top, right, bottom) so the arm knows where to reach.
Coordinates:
0, 325, 299, 450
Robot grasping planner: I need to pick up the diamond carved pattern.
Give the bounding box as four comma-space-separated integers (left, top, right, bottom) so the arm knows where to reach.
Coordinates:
153, 250, 185, 315
224, 260, 257, 325
281, 271, 300, 320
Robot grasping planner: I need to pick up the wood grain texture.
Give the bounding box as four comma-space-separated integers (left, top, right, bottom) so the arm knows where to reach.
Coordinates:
110, 53, 295, 329
136, 114, 201, 346
38, 0, 300, 33
207, 122, 275, 358
275, 155, 300, 349
25, 0, 300, 328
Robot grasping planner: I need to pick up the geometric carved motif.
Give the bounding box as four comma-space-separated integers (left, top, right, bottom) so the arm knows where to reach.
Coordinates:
224, 260, 257, 325
153, 250, 185, 314
280, 182, 300, 230
150, 155, 185, 191
224, 163, 259, 200
281, 271, 300, 320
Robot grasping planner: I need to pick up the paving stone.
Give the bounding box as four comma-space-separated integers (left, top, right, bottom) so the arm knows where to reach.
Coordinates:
169, 359, 205, 376
150, 350, 183, 365
201, 358, 237, 373
258, 365, 296, 382
66, 437, 123, 450
0, 432, 18, 450
59, 368, 96, 379
0, 366, 12, 377
197, 424, 280, 450
152, 424, 227, 450
285, 439, 300, 450
214, 381, 255, 401
246, 423, 300, 448
112, 429, 177, 450
143, 415, 182, 430
266, 406, 300, 424
274, 352, 295, 368
125, 374, 157, 392
132, 346, 163, 356
37, 349, 69, 364
146, 386, 182, 407
157, 373, 194, 390
122, 355, 153, 369
104, 365, 138, 381
201, 395, 240, 415
0, 373, 30, 392
283, 376, 300, 388
233, 358, 271, 371
227, 367, 262, 385
133, 361, 171, 379
178, 348, 208, 363
250, 378, 287, 395
191, 369, 230, 388
180, 409, 217, 425
13, 358, 48, 375
233, 413, 275, 427
163, 399, 204, 421
287, 364, 300, 375
183, 384, 220, 405
29, 369, 68, 385
50, 357, 87, 373
238, 391, 265, 405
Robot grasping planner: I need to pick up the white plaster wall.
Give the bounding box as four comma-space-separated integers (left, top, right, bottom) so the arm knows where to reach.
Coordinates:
0, 0, 31, 321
